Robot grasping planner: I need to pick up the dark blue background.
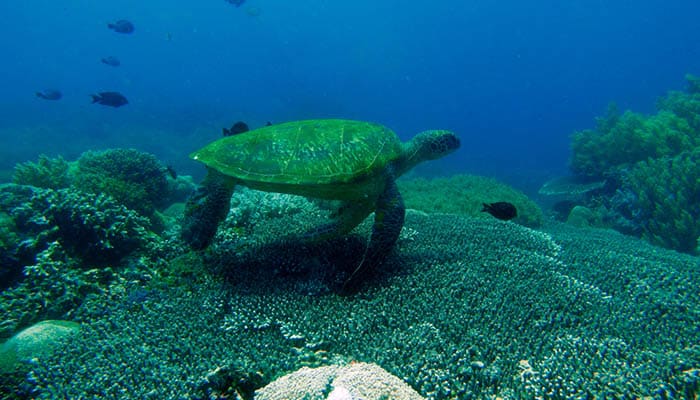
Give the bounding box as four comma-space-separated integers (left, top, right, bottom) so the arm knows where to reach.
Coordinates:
2, 0, 699, 193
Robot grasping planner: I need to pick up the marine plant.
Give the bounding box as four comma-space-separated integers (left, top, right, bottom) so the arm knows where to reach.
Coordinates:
397, 174, 543, 227
626, 149, 700, 254
12, 155, 70, 189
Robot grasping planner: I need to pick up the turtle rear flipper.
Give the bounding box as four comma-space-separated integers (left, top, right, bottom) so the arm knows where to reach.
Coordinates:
302, 200, 373, 242
342, 176, 405, 293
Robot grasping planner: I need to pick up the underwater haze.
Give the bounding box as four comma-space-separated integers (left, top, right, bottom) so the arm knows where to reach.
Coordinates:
2, 0, 700, 189
4, 1, 700, 399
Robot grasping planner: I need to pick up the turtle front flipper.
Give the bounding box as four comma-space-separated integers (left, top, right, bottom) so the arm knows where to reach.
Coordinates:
181, 168, 236, 250
342, 176, 405, 293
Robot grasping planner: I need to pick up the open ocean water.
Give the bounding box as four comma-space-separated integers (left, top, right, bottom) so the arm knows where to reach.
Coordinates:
1, 1, 699, 399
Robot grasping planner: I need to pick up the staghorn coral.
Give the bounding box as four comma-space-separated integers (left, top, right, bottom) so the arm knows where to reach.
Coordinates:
12, 155, 70, 190
626, 149, 700, 253
398, 174, 542, 227
569, 108, 695, 178
570, 74, 700, 180
564, 73, 700, 252
20, 212, 700, 399
657, 74, 700, 131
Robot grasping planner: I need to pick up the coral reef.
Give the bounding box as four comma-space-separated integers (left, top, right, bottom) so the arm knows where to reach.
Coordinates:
73, 148, 170, 218
12, 155, 70, 190
9, 149, 190, 229
564, 73, 700, 252
0, 183, 168, 341
0, 320, 80, 374
17, 212, 700, 399
570, 107, 694, 178
255, 362, 425, 400
626, 149, 700, 253
17, 187, 153, 264
398, 174, 542, 227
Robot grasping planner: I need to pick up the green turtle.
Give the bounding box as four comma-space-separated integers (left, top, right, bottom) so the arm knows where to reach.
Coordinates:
182, 119, 459, 290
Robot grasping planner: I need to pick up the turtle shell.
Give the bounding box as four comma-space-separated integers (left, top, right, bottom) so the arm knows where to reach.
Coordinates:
191, 119, 403, 187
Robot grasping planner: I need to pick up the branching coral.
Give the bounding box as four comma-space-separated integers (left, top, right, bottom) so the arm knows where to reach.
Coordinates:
26, 188, 153, 264
626, 149, 700, 253
569, 109, 695, 178
566, 73, 700, 253
20, 213, 700, 399
73, 148, 169, 218
12, 155, 70, 189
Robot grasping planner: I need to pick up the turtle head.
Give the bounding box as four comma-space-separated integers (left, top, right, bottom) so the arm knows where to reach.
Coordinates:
402, 130, 460, 172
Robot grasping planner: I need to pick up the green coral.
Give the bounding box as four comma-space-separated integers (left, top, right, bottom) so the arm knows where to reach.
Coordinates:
73, 149, 169, 219
566, 73, 700, 253
570, 109, 695, 178
398, 174, 542, 227
26, 188, 153, 265
570, 74, 700, 178
21, 213, 700, 399
626, 149, 700, 254
12, 155, 70, 189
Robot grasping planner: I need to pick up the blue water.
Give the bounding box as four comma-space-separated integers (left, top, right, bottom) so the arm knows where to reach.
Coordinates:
2, 0, 700, 192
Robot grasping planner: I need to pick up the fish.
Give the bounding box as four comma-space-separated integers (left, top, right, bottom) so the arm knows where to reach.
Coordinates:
223, 121, 250, 136
108, 20, 135, 34
91, 91, 128, 108
481, 202, 518, 221
36, 89, 62, 100
225, 0, 246, 7
101, 56, 120, 67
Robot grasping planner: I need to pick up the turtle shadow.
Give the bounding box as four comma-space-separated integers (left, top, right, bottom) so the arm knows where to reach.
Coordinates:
214, 235, 394, 296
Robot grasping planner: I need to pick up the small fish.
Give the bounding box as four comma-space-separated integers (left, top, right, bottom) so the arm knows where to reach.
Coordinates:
223, 121, 250, 136
101, 56, 120, 67
108, 20, 135, 34
481, 202, 518, 221
265, 121, 272, 126
91, 91, 128, 108
36, 89, 62, 100
165, 165, 177, 180
225, 0, 246, 7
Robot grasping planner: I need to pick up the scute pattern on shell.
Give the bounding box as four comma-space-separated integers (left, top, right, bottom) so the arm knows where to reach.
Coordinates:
191, 119, 403, 186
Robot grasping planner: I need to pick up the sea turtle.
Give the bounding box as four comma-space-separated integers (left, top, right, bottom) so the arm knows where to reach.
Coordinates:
181, 119, 459, 290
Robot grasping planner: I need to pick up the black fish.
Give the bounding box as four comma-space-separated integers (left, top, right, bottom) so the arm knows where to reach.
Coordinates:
36, 89, 62, 100
101, 56, 120, 67
265, 121, 272, 126
225, 0, 246, 7
91, 91, 128, 108
108, 20, 134, 34
481, 202, 517, 221
223, 121, 250, 136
